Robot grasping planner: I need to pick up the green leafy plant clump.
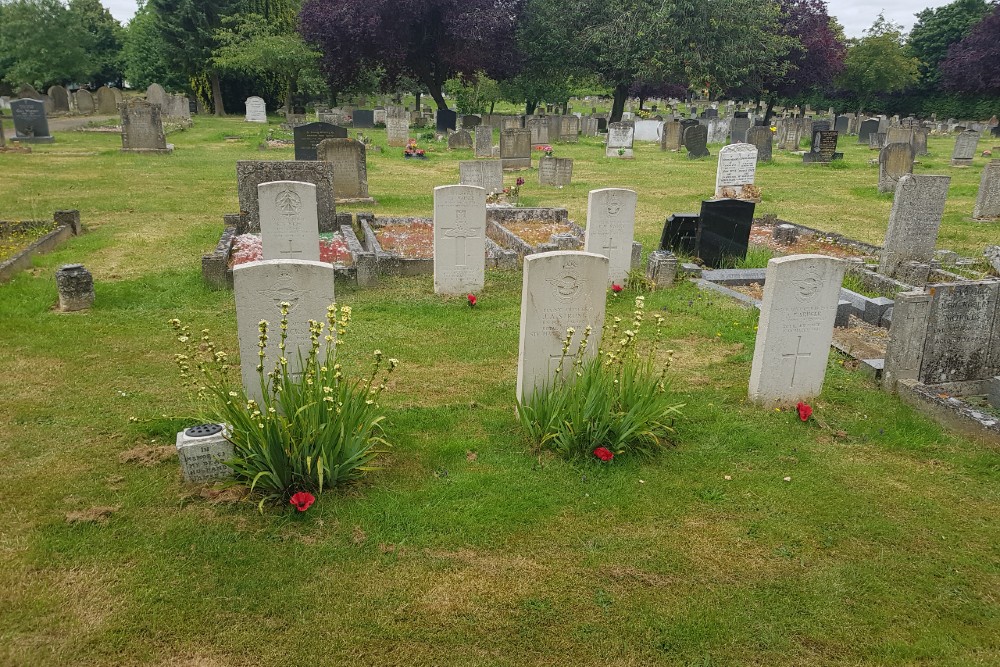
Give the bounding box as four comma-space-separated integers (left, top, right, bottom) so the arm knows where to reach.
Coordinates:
170, 302, 397, 506
518, 295, 684, 461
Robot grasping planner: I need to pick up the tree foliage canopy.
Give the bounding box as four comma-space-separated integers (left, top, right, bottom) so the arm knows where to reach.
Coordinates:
0, 0, 94, 88
837, 14, 920, 111
908, 0, 993, 87
939, 3, 1000, 95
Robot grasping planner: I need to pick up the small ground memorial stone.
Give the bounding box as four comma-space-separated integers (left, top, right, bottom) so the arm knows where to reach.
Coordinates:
683, 124, 710, 159
352, 109, 374, 128
436, 109, 457, 132
698, 199, 755, 267
973, 160, 1000, 220
146, 83, 167, 108
120, 98, 170, 153
882, 291, 934, 390
448, 129, 473, 149
386, 115, 409, 147
47, 85, 69, 112
501, 128, 532, 169
878, 143, 915, 193
459, 160, 503, 193
317, 138, 371, 202
538, 157, 573, 187
245, 96, 267, 122
878, 174, 950, 279
10, 99, 54, 143
175, 424, 233, 483
55, 264, 94, 311
515, 251, 609, 403
715, 144, 759, 199
293, 122, 347, 160
951, 130, 979, 166
746, 126, 772, 162
433, 184, 487, 295
258, 181, 321, 261
236, 161, 336, 232
661, 120, 682, 151
75, 89, 95, 114
606, 122, 634, 158
748, 255, 847, 407
234, 259, 335, 404
474, 125, 493, 157
803, 130, 841, 163
96, 86, 116, 114
646, 250, 678, 289
584, 188, 638, 285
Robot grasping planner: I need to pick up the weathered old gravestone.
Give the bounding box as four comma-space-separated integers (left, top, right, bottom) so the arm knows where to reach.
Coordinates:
352, 109, 374, 128
47, 85, 69, 112
373, 108, 387, 126
748, 255, 846, 407
911, 127, 929, 156
461, 114, 482, 130
16, 84, 41, 100
730, 116, 751, 143
516, 251, 609, 402
584, 188, 637, 285
433, 185, 487, 295
661, 119, 682, 151
707, 118, 731, 145
834, 115, 850, 134
146, 83, 167, 108
715, 144, 759, 199
500, 128, 532, 169
634, 119, 662, 142
96, 86, 116, 114
165, 94, 190, 119
886, 126, 914, 146
447, 129, 473, 149
237, 161, 336, 232
605, 122, 635, 158
234, 259, 335, 404
802, 130, 841, 163
878, 143, 915, 193
0, 116, 5, 148
459, 160, 503, 192
120, 98, 170, 153
245, 96, 267, 122
9, 99, 54, 143
175, 424, 233, 483
858, 118, 879, 144
501, 116, 522, 131
474, 125, 493, 157
386, 116, 410, 147
316, 138, 371, 201
878, 174, 950, 279
436, 109, 457, 132
538, 157, 573, 187
746, 126, 772, 162
258, 181, 320, 261
527, 117, 550, 146
683, 124, 710, 159
951, 130, 979, 166
698, 199, 755, 267
75, 89, 95, 114
293, 122, 347, 160
882, 291, 935, 390
973, 160, 1000, 220
558, 115, 580, 142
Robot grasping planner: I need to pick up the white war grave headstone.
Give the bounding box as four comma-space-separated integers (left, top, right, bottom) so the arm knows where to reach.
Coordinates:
715, 143, 758, 199
433, 185, 487, 295
584, 188, 638, 285
748, 254, 846, 407
516, 251, 609, 403
258, 181, 320, 261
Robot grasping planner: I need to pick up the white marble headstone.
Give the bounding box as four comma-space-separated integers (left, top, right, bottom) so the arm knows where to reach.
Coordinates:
516, 251, 609, 402
433, 185, 487, 295
584, 188, 638, 285
634, 119, 663, 142
715, 143, 758, 197
258, 181, 320, 261
606, 123, 634, 158
748, 255, 846, 407
245, 96, 267, 123
234, 259, 336, 404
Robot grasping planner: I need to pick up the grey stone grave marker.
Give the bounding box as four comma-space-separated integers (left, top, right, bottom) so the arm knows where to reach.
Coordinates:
878, 174, 950, 278
538, 157, 573, 187
293, 122, 347, 160
878, 143, 915, 193
951, 130, 979, 166
120, 98, 170, 153
9, 99, 53, 143
459, 160, 503, 193
973, 160, 1000, 220
258, 181, 321, 261
433, 184, 487, 295
317, 138, 371, 201
245, 96, 267, 123
500, 128, 532, 169
584, 188, 638, 285
474, 125, 493, 157
236, 161, 336, 232
683, 124, 710, 159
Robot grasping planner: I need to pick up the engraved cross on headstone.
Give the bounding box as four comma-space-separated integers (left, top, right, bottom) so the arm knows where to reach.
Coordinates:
781, 335, 812, 388
442, 221, 480, 267
282, 238, 303, 258
601, 234, 619, 256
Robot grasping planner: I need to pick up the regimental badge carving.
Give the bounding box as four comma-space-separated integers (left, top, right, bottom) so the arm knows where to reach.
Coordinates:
275, 189, 302, 216
793, 264, 823, 301
606, 193, 621, 216
548, 262, 586, 302
263, 272, 311, 311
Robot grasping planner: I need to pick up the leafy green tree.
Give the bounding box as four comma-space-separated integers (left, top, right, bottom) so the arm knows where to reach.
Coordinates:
68, 0, 125, 87
837, 14, 919, 113
908, 0, 993, 88
505, 0, 581, 114
122, 1, 185, 90
0, 0, 93, 88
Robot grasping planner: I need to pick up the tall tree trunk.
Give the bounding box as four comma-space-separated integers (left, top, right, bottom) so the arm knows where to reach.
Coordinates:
414, 91, 421, 111
610, 82, 629, 123
210, 71, 225, 116
639, 96, 645, 110
427, 83, 448, 110
763, 96, 776, 125
284, 79, 293, 116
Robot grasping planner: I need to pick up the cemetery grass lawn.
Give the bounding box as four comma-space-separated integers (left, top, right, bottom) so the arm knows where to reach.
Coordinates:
1, 117, 998, 666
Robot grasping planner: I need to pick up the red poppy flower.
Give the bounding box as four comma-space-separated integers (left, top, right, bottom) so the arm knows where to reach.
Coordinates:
611, 284, 623, 293
796, 402, 813, 421
289, 491, 315, 512
593, 446, 614, 461
467, 293, 477, 307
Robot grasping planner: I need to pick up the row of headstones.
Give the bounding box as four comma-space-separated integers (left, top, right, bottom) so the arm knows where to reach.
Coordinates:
7, 83, 190, 118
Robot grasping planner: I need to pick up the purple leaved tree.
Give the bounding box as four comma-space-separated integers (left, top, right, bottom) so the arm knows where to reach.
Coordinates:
939, 4, 1000, 96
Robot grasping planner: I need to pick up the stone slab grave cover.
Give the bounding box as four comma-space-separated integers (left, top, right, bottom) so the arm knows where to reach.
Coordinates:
878, 174, 950, 279
47, 85, 69, 112
584, 188, 638, 285
234, 259, 335, 405
236, 161, 336, 232
515, 251, 609, 403
746, 126, 772, 162
973, 160, 1000, 220
258, 181, 320, 261
317, 138, 371, 202
146, 83, 167, 109
436, 109, 458, 132
245, 96, 267, 123
500, 128, 532, 169
459, 160, 503, 193
352, 109, 375, 128
605, 122, 634, 158
802, 130, 841, 163
9, 99, 53, 143
538, 157, 573, 187
293, 122, 347, 160
447, 129, 473, 149
96, 86, 116, 114
634, 119, 663, 142
120, 98, 170, 153
878, 143, 915, 194
919, 281, 1000, 384
715, 143, 759, 199
75, 89, 95, 114
748, 255, 847, 407
661, 120, 682, 151
474, 125, 493, 157
683, 124, 710, 159
386, 116, 410, 147
698, 198, 755, 268
433, 185, 487, 295
176, 424, 233, 483
951, 130, 979, 166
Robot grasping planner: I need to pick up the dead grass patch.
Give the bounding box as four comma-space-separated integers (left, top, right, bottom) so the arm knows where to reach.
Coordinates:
65, 506, 119, 524
119, 444, 175, 466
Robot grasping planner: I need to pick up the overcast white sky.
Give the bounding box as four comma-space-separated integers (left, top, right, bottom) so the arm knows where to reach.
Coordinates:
100, 0, 954, 38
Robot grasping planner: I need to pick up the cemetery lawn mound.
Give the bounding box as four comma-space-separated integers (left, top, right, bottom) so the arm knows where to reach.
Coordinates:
0, 117, 998, 666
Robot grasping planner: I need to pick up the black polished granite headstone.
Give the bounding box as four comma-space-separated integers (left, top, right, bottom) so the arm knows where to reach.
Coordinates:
697, 199, 756, 268
10, 98, 53, 143
683, 124, 710, 159
659, 213, 700, 255
351, 109, 374, 128
436, 109, 457, 132
803, 130, 841, 163
857, 119, 879, 143
293, 122, 347, 160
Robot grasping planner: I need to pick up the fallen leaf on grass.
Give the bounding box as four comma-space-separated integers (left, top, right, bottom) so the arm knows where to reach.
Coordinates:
352, 525, 367, 546
466, 450, 478, 462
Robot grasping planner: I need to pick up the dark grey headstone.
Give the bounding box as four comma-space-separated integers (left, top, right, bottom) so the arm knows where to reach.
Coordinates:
803, 130, 840, 163
834, 115, 850, 134
683, 124, 710, 159
352, 110, 374, 128
293, 122, 348, 160
697, 199, 756, 268
730, 117, 751, 143
47, 85, 70, 112
462, 114, 482, 129
920, 281, 999, 384
858, 119, 879, 143
10, 99, 53, 143
437, 109, 458, 132
659, 213, 700, 255
747, 126, 773, 162
236, 160, 337, 232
